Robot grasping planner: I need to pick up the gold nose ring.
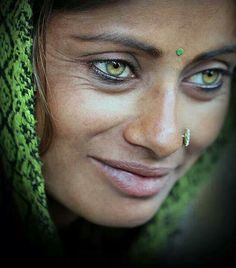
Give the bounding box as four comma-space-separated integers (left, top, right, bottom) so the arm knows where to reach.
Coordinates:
182, 128, 191, 147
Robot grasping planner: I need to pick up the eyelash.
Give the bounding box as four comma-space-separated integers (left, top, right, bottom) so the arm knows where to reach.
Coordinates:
89, 59, 232, 92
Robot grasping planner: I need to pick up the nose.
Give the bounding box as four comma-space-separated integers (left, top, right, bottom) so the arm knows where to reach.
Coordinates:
123, 88, 183, 159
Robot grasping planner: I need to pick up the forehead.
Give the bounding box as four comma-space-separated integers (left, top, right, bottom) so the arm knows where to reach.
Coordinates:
51, 0, 236, 56
55, 0, 236, 28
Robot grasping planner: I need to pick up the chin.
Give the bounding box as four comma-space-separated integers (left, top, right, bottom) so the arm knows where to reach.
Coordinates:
120, 216, 154, 228
89, 217, 152, 229
86, 206, 158, 228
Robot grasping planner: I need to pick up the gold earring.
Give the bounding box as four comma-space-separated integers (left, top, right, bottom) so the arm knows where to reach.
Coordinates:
182, 128, 191, 147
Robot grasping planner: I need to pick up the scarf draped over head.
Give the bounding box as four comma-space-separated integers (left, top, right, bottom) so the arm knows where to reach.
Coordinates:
0, 0, 235, 264
0, 0, 59, 253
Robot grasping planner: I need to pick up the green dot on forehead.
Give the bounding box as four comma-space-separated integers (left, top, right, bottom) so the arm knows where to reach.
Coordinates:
176, 48, 184, 56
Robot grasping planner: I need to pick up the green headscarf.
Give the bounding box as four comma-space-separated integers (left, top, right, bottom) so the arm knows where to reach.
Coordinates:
0, 0, 235, 265
0, 0, 59, 253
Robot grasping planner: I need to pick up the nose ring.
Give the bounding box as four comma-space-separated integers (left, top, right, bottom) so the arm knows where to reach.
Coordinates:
182, 128, 191, 147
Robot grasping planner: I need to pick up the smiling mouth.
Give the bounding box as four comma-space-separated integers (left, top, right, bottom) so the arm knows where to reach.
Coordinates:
89, 156, 176, 198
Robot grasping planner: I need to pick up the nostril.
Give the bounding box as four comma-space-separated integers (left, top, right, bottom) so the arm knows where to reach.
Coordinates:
123, 117, 145, 146
123, 118, 182, 159
123, 90, 181, 158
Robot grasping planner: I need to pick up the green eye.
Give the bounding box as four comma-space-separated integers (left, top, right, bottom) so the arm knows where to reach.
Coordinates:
106, 61, 126, 77
202, 70, 220, 84
188, 69, 223, 87
93, 60, 134, 80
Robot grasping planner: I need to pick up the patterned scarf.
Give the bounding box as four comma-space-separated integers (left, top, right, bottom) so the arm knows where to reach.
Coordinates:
0, 0, 235, 265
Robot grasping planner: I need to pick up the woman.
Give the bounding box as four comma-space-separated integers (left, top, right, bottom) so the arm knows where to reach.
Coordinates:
0, 0, 236, 267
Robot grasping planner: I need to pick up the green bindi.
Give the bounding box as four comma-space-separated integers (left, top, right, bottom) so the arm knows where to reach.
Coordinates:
176, 48, 184, 56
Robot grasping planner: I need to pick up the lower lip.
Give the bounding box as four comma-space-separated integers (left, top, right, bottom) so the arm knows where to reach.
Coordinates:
90, 158, 171, 198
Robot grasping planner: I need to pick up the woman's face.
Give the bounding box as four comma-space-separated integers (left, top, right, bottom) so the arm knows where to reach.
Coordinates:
37, 0, 236, 227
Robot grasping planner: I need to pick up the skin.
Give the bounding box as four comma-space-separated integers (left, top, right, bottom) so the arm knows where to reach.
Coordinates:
36, 0, 236, 228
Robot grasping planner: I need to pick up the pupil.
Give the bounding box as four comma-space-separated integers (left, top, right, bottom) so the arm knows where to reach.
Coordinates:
207, 70, 214, 77
112, 62, 120, 69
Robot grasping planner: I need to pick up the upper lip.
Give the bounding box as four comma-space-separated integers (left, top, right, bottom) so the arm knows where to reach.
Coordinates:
90, 156, 174, 177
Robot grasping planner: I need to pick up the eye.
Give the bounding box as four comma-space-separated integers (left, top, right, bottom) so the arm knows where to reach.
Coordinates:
185, 69, 228, 90
201, 69, 220, 84
105, 61, 127, 77
182, 67, 233, 100
91, 60, 135, 82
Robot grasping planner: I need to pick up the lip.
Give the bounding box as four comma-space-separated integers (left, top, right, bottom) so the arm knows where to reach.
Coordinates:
89, 156, 174, 197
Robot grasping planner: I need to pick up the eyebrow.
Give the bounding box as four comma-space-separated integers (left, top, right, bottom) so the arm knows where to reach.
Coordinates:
72, 32, 236, 61
71, 32, 162, 57
192, 45, 236, 63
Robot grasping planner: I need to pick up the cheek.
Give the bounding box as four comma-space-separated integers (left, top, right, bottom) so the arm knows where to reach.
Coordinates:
47, 83, 135, 142
47, 90, 111, 142
186, 96, 230, 152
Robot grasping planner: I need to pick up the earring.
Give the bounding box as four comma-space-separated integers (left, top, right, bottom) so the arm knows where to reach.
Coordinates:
182, 128, 191, 147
